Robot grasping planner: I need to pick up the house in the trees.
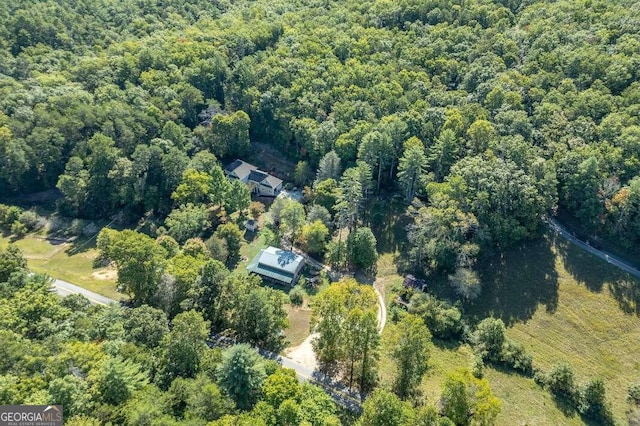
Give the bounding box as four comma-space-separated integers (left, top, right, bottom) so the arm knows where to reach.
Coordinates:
246, 246, 305, 286
224, 159, 283, 197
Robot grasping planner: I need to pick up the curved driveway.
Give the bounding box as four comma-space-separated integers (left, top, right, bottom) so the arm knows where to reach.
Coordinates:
548, 218, 640, 279
50, 275, 363, 412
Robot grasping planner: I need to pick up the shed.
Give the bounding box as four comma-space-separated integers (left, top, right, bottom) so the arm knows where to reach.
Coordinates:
247, 246, 305, 286
244, 219, 258, 232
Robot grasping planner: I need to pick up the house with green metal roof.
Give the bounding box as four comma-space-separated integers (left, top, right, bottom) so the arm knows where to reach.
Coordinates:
246, 246, 305, 286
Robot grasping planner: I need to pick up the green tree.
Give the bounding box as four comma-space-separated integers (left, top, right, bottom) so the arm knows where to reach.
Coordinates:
92, 357, 148, 406
311, 279, 378, 378
301, 220, 329, 255
262, 369, 301, 409
579, 378, 611, 423
185, 378, 234, 422
165, 203, 211, 244
189, 259, 230, 330
347, 227, 378, 271
440, 369, 501, 426
472, 318, 506, 362
123, 305, 169, 348
56, 157, 89, 215
214, 223, 244, 265
0, 245, 27, 284
546, 362, 577, 401
397, 137, 427, 202
357, 388, 414, 426
172, 169, 213, 205
358, 131, 393, 193
279, 200, 306, 248
390, 314, 432, 400
218, 344, 266, 410
313, 178, 340, 213
158, 310, 210, 387
448, 267, 481, 301
294, 161, 313, 187
316, 151, 342, 183
225, 179, 251, 214
99, 230, 166, 305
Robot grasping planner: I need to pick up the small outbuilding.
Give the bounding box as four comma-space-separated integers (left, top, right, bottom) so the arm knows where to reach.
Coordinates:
246, 246, 305, 286
244, 219, 258, 232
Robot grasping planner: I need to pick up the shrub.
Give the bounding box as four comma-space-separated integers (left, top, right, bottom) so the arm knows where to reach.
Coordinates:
10, 221, 27, 237
289, 286, 304, 306
408, 293, 464, 340
546, 362, 577, 401
19, 210, 46, 231
0, 205, 22, 229
628, 382, 640, 405
501, 339, 533, 375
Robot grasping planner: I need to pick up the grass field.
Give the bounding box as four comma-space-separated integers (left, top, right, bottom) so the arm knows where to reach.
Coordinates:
370, 196, 640, 425
0, 232, 122, 300
471, 233, 640, 423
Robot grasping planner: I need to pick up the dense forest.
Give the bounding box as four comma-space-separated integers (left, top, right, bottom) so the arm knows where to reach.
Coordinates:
1, 0, 640, 424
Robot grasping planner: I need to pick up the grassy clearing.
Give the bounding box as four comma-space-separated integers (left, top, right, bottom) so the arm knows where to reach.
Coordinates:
468, 233, 640, 423
371, 195, 640, 425
285, 305, 312, 347
1, 233, 122, 301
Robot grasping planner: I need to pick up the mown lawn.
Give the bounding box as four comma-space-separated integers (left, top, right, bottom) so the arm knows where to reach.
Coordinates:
371, 198, 640, 425
467, 233, 640, 424
285, 305, 312, 347
1, 233, 122, 301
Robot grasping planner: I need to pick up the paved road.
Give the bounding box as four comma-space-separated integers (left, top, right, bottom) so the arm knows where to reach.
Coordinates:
51, 277, 363, 412
51, 278, 115, 305
548, 218, 640, 279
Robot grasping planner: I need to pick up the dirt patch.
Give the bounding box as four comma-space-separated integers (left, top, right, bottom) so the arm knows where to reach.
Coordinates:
92, 268, 118, 281
285, 333, 318, 370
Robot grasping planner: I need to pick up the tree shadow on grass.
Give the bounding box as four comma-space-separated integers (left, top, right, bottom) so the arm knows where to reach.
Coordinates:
466, 236, 559, 326
553, 234, 640, 315
550, 393, 579, 419
368, 198, 411, 255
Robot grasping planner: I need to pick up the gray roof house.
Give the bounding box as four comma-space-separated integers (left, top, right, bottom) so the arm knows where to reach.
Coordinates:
246, 246, 305, 286
224, 160, 283, 197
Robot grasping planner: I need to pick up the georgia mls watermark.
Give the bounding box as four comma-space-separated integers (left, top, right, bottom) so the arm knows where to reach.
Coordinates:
0, 406, 63, 426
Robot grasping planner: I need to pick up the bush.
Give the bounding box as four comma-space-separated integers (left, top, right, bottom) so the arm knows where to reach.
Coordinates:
408, 293, 464, 340
546, 362, 578, 401
19, 210, 46, 231
0, 204, 22, 229
628, 382, 640, 405
10, 221, 27, 237
289, 286, 304, 306
501, 339, 533, 375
